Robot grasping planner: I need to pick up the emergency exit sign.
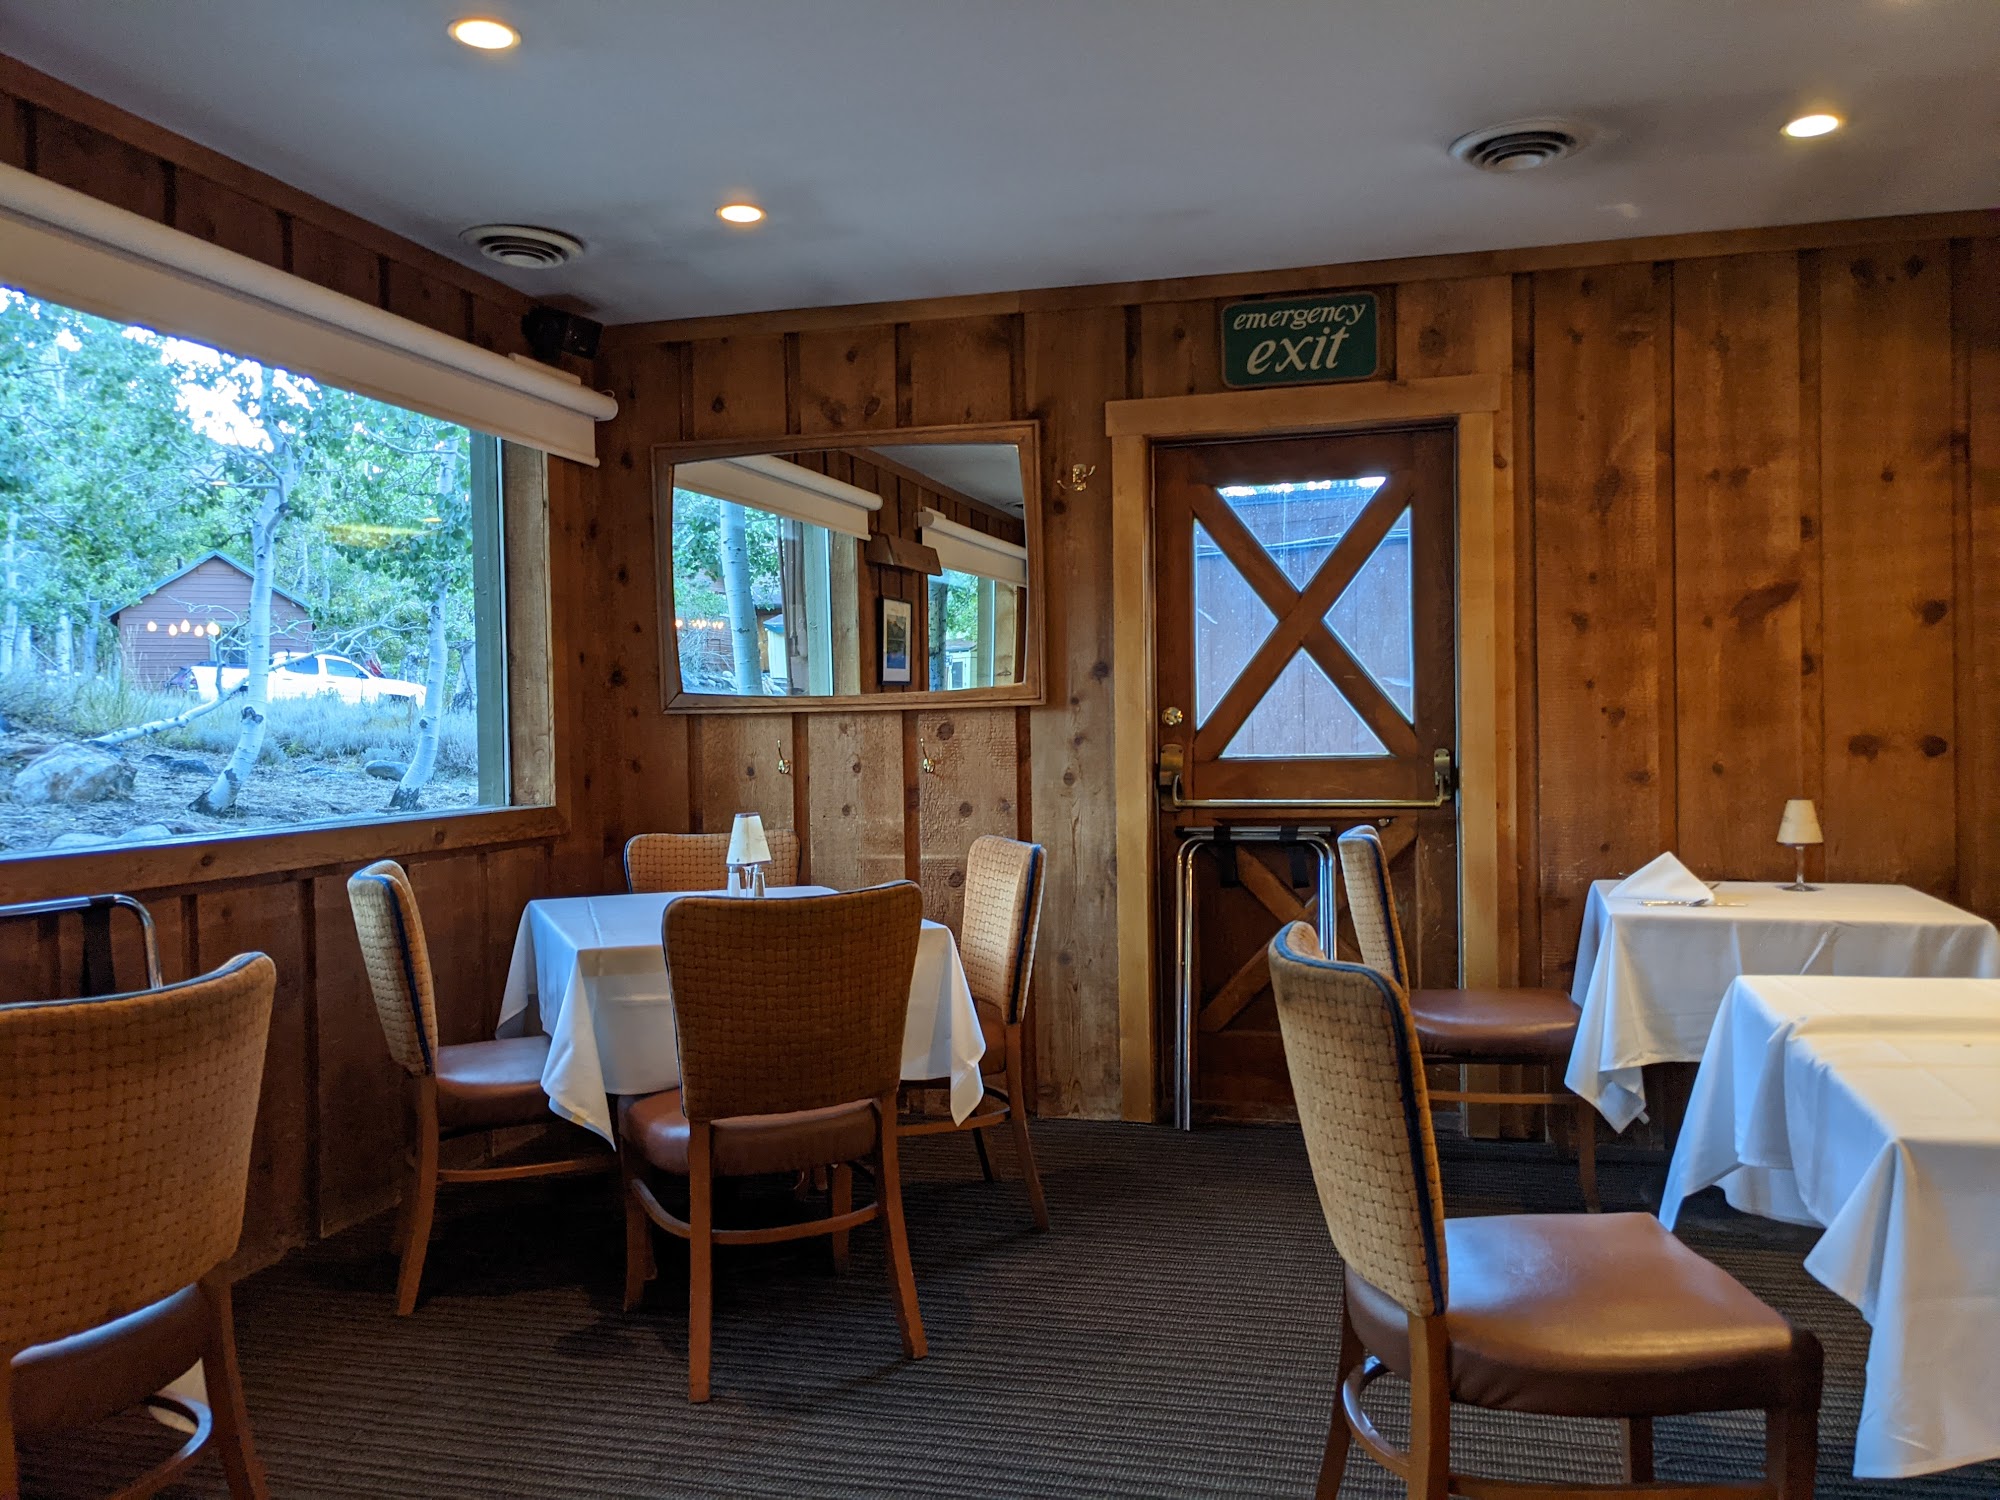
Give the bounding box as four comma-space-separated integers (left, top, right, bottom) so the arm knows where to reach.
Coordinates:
1220, 291, 1379, 388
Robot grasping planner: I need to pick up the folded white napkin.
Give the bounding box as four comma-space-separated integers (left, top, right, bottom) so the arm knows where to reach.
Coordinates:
1611, 852, 1711, 903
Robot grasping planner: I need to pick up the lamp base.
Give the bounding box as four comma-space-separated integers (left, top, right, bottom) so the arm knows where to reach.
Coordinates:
1777, 843, 1818, 892
1779, 880, 1820, 893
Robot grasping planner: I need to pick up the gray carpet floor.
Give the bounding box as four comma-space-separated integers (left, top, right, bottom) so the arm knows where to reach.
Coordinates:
24, 1121, 2000, 1498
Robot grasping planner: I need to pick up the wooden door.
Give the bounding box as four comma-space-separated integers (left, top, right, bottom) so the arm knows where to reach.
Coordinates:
1153, 425, 1460, 1121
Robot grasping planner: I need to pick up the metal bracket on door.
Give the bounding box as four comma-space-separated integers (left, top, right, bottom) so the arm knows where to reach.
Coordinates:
1161, 749, 1457, 812
1173, 825, 1337, 1131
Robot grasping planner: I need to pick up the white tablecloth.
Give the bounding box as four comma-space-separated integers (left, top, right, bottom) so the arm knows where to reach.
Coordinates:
1567, 881, 1999, 1130
496, 887, 985, 1142
1660, 975, 2000, 1478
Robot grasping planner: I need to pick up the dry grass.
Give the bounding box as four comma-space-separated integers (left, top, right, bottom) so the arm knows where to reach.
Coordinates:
0, 674, 481, 774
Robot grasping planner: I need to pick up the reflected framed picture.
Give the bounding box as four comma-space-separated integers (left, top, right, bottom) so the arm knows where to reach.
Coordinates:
879, 596, 913, 684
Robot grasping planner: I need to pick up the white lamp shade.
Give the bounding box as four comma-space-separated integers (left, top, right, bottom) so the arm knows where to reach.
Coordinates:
726, 812, 772, 866
1777, 798, 1823, 846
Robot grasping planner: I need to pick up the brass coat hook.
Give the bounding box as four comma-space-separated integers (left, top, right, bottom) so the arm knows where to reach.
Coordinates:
775, 741, 792, 776
1058, 463, 1097, 493
917, 736, 938, 776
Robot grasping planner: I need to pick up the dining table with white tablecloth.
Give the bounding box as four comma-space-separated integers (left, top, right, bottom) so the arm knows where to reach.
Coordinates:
496, 886, 986, 1142
1659, 974, 2000, 1479
1566, 881, 2000, 1130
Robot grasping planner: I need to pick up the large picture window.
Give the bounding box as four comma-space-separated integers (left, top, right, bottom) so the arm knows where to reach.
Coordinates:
0, 284, 510, 857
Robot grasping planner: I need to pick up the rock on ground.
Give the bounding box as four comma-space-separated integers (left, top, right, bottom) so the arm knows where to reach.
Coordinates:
364, 760, 408, 781
13, 744, 135, 805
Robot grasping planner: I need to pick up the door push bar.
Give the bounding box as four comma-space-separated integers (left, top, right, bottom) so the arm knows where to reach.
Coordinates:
1158, 745, 1458, 813
1173, 825, 1338, 1131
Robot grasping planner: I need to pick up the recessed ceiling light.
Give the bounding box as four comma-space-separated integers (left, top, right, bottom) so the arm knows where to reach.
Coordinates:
1782, 113, 1842, 139
717, 203, 766, 225
449, 17, 519, 50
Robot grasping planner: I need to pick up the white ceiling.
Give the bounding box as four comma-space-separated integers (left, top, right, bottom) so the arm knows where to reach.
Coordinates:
4, 1, 1995, 325
868, 444, 1025, 516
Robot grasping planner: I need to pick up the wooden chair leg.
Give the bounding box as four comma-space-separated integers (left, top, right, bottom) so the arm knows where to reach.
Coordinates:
1574, 1094, 1601, 1213
874, 1099, 927, 1360
1316, 1293, 1367, 1500
1006, 1033, 1050, 1231
1766, 1403, 1818, 1499
199, 1273, 269, 1500
687, 1128, 714, 1403
1621, 1416, 1654, 1483
971, 1125, 997, 1181
621, 1149, 654, 1312
1404, 1312, 1451, 1500
394, 1091, 440, 1317
830, 1163, 852, 1272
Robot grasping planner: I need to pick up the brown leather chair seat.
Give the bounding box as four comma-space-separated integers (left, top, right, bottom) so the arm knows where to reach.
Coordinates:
620, 1088, 879, 1177
434, 1034, 555, 1132
10, 1286, 208, 1437
1407, 986, 1579, 1062
1343, 1213, 1820, 1419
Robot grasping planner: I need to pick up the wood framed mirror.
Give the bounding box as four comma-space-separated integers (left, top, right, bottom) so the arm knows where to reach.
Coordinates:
654, 421, 1044, 712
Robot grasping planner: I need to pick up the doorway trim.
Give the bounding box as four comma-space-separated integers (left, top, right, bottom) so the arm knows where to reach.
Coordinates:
1105, 373, 1508, 1121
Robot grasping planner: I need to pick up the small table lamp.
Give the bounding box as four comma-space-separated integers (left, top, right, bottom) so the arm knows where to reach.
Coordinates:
1776, 799, 1822, 892
726, 812, 772, 898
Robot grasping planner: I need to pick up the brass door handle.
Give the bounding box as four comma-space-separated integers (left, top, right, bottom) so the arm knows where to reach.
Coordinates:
1161, 706, 1184, 727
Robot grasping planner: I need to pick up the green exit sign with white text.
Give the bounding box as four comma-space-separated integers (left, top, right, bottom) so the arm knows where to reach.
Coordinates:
1220, 291, 1379, 388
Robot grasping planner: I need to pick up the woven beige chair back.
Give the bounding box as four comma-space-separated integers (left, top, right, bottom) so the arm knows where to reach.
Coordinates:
0, 953, 276, 1351
1267, 921, 1447, 1317
665, 883, 923, 1122
347, 858, 440, 1076
1336, 824, 1411, 989
958, 837, 1045, 1024
624, 830, 803, 894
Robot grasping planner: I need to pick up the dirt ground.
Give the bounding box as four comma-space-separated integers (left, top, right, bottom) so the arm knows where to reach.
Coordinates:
0, 731, 482, 854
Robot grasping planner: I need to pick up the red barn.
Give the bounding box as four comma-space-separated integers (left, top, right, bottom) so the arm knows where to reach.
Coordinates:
111, 552, 314, 687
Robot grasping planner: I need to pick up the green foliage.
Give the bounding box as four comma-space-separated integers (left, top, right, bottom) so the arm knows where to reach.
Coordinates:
670, 487, 781, 620
0, 286, 476, 685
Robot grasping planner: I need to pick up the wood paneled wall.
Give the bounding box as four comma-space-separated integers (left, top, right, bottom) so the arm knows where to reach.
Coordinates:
0, 60, 599, 1270
606, 222, 2000, 1117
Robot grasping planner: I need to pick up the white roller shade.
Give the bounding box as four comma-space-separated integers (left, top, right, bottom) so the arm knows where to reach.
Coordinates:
0, 161, 615, 465
919, 509, 1029, 586
674, 455, 884, 540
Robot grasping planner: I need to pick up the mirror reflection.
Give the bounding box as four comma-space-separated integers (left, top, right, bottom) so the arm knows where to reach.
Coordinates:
667, 439, 1030, 700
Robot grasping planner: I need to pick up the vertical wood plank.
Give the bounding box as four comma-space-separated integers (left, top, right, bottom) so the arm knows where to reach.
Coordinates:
1137, 299, 1221, 397
695, 718, 794, 830
172, 171, 285, 267
916, 709, 1019, 930
197, 882, 312, 1268
689, 335, 790, 438
905, 315, 1019, 424
1818, 243, 1956, 890
1026, 305, 1125, 1117
1960, 238, 2000, 920
1532, 264, 1670, 987
1673, 254, 1805, 879
1, 90, 28, 169
470, 295, 530, 358
311, 872, 403, 1236
31, 109, 167, 220
805, 714, 907, 891
288, 219, 382, 305
794, 325, 897, 432
385, 262, 470, 338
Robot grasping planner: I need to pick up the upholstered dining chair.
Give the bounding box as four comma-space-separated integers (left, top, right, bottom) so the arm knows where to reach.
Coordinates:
1267, 922, 1822, 1499
623, 829, 803, 893
1338, 824, 1599, 1211
347, 860, 613, 1316
898, 836, 1049, 1229
1, 953, 277, 1499
619, 883, 927, 1402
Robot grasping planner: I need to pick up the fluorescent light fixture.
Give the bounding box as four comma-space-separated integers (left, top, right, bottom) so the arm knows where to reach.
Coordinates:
1782, 113, 1842, 139
716, 203, 766, 225
449, 18, 519, 50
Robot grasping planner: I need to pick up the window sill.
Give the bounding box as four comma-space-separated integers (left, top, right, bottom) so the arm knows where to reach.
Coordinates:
0, 803, 568, 903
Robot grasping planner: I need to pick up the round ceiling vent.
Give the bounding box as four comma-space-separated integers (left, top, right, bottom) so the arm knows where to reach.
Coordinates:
1448, 119, 1593, 173
459, 224, 585, 269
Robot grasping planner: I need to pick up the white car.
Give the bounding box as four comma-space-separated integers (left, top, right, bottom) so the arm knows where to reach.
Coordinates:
192, 652, 427, 707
